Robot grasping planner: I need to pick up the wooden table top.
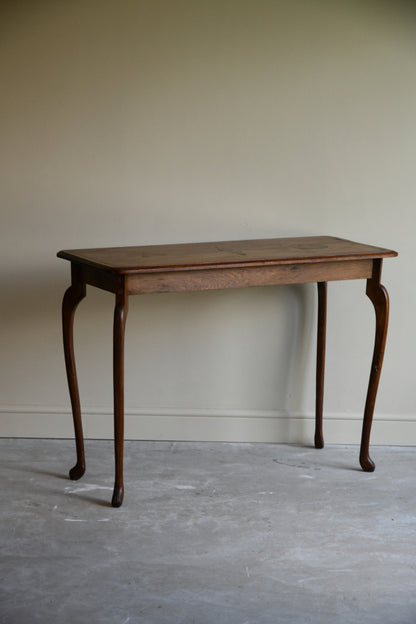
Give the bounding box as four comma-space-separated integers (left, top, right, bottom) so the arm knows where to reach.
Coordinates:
58, 236, 397, 274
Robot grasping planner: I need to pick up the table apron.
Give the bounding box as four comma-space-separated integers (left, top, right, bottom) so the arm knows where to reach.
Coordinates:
125, 259, 374, 295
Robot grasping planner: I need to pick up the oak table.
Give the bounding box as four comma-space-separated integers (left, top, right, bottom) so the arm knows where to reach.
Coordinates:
58, 236, 397, 507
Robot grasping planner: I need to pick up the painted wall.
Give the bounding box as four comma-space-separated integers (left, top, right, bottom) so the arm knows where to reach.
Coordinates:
1, 0, 414, 444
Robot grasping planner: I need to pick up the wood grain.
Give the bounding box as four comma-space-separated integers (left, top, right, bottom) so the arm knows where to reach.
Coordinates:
58, 236, 397, 274
126, 260, 374, 294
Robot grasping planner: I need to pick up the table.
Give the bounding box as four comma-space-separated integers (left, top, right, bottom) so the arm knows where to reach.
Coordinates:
58, 236, 397, 507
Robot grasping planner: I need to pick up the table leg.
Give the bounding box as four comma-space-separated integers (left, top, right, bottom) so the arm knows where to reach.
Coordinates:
62, 265, 86, 480
360, 260, 389, 471
315, 281, 327, 449
112, 288, 129, 507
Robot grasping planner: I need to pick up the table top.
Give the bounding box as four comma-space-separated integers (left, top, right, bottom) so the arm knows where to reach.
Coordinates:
57, 236, 397, 274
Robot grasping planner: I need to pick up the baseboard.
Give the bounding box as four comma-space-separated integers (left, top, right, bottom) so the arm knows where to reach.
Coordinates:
0, 405, 415, 445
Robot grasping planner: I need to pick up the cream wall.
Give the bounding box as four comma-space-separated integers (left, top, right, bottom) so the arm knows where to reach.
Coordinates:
1, 0, 415, 444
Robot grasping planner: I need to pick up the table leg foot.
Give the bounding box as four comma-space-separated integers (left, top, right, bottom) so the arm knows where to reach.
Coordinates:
360, 455, 375, 472
69, 462, 86, 480
111, 484, 124, 508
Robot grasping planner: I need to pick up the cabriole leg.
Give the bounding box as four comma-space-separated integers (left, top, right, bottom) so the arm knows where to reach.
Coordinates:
62, 265, 86, 480
111, 287, 129, 507
315, 281, 327, 449
360, 260, 389, 472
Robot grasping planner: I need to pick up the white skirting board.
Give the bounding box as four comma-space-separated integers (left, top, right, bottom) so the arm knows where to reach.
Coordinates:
0, 405, 415, 445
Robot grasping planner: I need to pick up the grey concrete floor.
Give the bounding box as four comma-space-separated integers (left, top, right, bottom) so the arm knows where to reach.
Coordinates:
1, 440, 416, 624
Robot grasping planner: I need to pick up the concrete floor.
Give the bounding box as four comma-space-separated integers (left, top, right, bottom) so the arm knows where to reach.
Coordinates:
1, 440, 416, 624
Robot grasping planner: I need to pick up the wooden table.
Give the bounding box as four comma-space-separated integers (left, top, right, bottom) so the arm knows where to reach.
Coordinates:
58, 236, 397, 507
